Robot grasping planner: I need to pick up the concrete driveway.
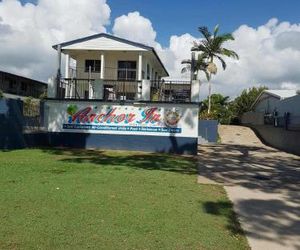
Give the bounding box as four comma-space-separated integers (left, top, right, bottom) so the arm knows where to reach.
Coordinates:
198, 125, 300, 250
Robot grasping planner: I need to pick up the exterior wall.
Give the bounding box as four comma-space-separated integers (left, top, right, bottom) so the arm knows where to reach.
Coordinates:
241, 112, 265, 125
243, 95, 300, 127
44, 100, 199, 154
250, 125, 300, 156
0, 71, 47, 98
254, 94, 280, 113
198, 120, 218, 144
277, 95, 300, 116
73, 51, 164, 80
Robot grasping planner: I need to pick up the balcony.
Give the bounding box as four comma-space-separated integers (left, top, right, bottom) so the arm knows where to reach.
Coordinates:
56, 78, 192, 103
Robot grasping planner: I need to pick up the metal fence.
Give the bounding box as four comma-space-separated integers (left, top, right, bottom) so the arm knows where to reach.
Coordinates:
58, 78, 140, 101
150, 80, 191, 102
57, 78, 192, 102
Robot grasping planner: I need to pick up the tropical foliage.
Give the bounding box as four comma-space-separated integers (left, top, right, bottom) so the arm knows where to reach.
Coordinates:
200, 94, 233, 124
201, 86, 267, 124
181, 53, 209, 80
190, 25, 239, 114
230, 86, 268, 120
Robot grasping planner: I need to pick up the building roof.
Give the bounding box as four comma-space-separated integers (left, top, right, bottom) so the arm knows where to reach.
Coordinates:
52, 33, 169, 76
251, 89, 298, 109
263, 89, 298, 99
0, 70, 47, 86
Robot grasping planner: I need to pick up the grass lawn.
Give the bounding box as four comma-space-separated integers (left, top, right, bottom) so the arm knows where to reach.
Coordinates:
0, 148, 249, 250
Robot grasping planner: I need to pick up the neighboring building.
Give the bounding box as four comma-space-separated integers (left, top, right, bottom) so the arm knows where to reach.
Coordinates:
242, 89, 300, 127
252, 89, 297, 114
0, 70, 47, 99
52, 33, 172, 101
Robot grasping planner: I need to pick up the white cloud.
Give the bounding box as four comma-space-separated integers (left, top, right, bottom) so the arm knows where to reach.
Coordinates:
112, 11, 157, 47
0, 0, 110, 80
112, 12, 196, 79
0, 2, 300, 99
210, 19, 300, 97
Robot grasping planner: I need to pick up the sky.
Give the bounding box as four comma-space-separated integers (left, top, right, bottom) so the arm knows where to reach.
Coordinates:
2, 0, 300, 98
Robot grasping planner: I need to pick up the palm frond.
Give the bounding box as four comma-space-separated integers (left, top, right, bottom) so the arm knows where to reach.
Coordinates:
181, 59, 191, 64
216, 55, 227, 70
181, 66, 191, 74
221, 48, 239, 59
213, 24, 219, 38
219, 33, 235, 42
198, 26, 212, 42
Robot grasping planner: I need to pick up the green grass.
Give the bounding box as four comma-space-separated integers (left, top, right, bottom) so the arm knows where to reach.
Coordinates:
0, 148, 249, 250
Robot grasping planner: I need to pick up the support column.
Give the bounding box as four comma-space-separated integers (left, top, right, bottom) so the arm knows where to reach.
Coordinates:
64, 54, 70, 98
191, 80, 201, 102
56, 45, 62, 98
138, 53, 143, 100
100, 53, 105, 79
138, 53, 143, 81
65, 54, 70, 78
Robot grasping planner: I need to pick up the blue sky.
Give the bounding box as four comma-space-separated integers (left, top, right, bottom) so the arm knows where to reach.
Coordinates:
3, 0, 300, 95
21, 0, 300, 47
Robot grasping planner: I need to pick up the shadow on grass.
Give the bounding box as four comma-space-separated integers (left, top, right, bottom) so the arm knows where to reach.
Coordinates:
42, 148, 198, 175
203, 201, 245, 236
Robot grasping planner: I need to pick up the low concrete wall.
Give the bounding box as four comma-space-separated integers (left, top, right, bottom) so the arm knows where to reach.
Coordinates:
250, 124, 300, 156
198, 120, 218, 144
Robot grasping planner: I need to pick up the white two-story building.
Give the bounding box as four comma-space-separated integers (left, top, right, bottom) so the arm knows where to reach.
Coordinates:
51, 33, 175, 101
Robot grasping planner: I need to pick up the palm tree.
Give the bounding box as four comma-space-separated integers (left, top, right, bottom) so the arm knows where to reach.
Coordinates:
181, 53, 209, 81
192, 25, 239, 114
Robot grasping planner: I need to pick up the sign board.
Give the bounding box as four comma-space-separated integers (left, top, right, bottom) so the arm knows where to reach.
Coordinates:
46, 101, 199, 138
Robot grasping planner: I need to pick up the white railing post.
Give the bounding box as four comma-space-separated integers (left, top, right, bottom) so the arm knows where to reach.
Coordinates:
100, 53, 105, 79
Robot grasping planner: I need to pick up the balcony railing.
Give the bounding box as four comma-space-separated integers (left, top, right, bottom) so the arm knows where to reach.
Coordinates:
151, 80, 191, 102
57, 78, 140, 101
57, 78, 192, 102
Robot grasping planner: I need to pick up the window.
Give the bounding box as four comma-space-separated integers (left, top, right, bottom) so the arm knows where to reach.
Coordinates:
85, 60, 101, 72
118, 61, 137, 80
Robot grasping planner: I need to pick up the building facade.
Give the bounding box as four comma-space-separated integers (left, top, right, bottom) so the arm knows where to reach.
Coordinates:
0, 70, 47, 98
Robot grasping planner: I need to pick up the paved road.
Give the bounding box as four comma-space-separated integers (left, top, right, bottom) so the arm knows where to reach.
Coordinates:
198, 125, 300, 250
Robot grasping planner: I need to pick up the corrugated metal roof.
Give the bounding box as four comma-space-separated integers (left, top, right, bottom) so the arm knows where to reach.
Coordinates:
264, 89, 297, 99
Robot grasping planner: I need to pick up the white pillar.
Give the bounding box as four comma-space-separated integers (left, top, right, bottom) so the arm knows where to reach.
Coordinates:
100, 53, 105, 79
191, 80, 201, 102
65, 54, 70, 78
56, 45, 62, 98
142, 80, 151, 101
138, 53, 143, 100
47, 77, 56, 98
138, 53, 143, 81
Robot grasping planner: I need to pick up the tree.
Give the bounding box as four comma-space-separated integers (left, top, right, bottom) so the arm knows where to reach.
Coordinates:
200, 93, 233, 124
231, 86, 267, 121
192, 25, 239, 114
181, 53, 209, 81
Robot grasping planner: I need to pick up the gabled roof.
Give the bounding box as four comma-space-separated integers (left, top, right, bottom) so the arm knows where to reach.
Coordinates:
52, 33, 169, 76
251, 89, 297, 109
